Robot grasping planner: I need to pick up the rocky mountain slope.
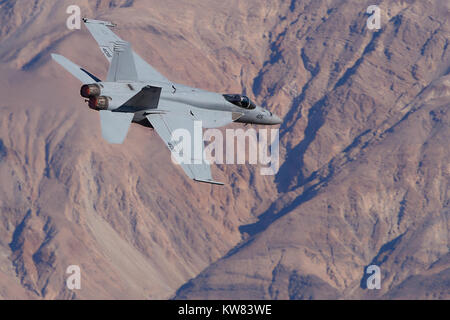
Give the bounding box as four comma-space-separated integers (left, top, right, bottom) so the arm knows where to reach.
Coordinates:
175, 0, 450, 299
0, 0, 448, 299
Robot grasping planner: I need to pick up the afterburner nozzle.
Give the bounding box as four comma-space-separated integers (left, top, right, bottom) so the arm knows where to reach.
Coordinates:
88, 96, 109, 110
80, 84, 101, 98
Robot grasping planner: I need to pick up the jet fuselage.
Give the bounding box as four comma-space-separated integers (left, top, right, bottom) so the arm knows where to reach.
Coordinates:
83, 80, 282, 126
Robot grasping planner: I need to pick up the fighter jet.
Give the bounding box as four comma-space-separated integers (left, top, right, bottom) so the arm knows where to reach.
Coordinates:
52, 19, 282, 185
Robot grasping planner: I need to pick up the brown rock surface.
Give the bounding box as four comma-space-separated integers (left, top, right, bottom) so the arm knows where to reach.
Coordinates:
0, 0, 448, 299
175, 0, 450, 299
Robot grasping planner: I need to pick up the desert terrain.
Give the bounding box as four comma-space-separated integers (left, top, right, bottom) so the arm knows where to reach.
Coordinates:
0, 0, 448, 299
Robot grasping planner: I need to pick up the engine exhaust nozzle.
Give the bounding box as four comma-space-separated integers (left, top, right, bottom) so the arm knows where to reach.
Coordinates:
80, 84, 101, 98
88, 96, 109, 110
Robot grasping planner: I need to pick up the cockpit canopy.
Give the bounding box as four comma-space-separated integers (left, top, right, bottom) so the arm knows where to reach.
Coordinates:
223, 94, 256, 110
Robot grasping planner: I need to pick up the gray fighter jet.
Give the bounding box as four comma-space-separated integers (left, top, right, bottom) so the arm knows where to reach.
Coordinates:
52, 19, 282, 185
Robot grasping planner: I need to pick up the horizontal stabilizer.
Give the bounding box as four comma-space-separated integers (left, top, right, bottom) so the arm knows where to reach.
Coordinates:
99, 110, 134, 144
51, 54, 101, 83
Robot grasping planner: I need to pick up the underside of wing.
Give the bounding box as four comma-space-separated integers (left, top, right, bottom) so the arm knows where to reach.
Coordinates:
146, 110, 223, 185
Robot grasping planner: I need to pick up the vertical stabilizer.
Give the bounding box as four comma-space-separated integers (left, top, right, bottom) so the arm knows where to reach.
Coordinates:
106, 41, 138, 82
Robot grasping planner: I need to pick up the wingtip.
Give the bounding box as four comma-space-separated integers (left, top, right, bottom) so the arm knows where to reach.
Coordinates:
194, 178, 225, 186
50, 53, 64, 62
82, 18, 116, 27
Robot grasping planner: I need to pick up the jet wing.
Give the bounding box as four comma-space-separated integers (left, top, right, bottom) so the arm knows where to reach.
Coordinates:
83, 18, 169, 83
146, 110, 224, 185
